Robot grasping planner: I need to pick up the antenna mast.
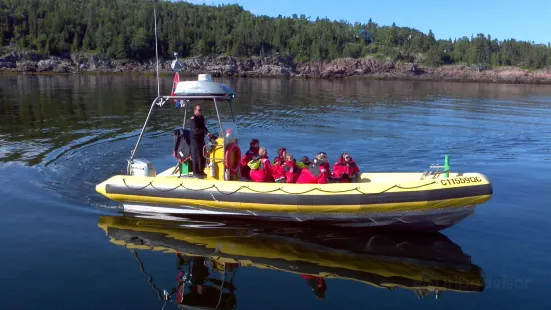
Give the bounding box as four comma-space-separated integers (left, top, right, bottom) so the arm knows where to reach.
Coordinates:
154, 8, 160, 98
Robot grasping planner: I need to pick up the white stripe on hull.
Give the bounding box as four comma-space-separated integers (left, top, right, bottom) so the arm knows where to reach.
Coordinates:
123, 204, 245, 216
121, 203, 477, 230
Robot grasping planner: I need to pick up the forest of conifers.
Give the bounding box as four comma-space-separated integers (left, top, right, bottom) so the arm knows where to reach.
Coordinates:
1, 0, 550, 68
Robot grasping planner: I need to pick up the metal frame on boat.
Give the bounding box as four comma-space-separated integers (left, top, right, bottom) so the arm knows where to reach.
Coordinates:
127, 55, 237, 176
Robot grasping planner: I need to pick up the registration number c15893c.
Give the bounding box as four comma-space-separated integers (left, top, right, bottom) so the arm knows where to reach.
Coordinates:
440, 177, 483, 186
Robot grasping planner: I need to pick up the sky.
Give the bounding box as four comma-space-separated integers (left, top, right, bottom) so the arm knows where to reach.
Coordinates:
184, 0, 550, 44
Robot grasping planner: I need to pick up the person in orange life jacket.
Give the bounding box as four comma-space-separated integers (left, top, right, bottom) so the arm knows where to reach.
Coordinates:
189, 104, 214, 178
271, 148, 287, 183
240, 139, 259, 180
296, 152, 329, 184
249, 147, 274, 182
333, 152, 360, 182
283, 154, 300, 183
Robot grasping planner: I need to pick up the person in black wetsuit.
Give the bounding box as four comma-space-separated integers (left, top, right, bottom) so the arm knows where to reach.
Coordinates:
189, 104, 213, 178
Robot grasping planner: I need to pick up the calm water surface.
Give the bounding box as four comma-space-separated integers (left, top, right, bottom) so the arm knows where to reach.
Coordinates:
1, 74, 551, 309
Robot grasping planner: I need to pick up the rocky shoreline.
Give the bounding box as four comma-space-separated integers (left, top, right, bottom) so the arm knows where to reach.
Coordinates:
2, 52, 551, 84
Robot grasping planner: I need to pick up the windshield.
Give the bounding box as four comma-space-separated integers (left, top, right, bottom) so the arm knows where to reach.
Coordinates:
185, 100, 238, 139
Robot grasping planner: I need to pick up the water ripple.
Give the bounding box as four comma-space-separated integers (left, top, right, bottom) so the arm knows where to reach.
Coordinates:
1, 75, 551, 209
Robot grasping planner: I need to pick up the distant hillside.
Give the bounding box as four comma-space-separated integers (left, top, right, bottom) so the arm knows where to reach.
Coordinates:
1, 0, 550, 69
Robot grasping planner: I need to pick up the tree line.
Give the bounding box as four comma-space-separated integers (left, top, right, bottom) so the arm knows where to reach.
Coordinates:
1, 0, 550, 69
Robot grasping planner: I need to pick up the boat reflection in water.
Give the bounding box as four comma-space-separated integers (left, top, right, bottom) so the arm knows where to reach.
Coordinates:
98, 214, 485, 309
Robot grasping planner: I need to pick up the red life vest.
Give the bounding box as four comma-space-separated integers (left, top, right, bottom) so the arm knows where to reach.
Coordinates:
240, 148, 258, 179
332, 157, 360, 182
272, 158, 286, 182
250, 157, 274, 182
296, 164, 328, 184
283, 160, 300, 183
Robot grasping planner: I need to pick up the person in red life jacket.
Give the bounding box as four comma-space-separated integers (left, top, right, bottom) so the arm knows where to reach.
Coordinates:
240, 139, 259, 180
296, 153, 329, 184
319, 151, 331, 174
333, 152, 360, 182
283, 154, 300, 183
271, 148, 287, 183
300, 275, 327, 299
273, 148, 287, 165
249, 147, 274, 182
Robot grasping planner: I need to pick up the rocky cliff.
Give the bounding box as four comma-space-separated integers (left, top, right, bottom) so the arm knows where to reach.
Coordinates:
2, 51, 551, 84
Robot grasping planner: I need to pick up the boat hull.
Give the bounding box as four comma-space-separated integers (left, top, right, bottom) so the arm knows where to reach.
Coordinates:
120, 203, 477, 231
95, 171, 493, 231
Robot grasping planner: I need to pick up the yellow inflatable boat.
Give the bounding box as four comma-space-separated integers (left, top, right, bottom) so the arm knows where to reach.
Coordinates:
96, 169, 492, 230
95, 69, 493, 231
98, 215, 485, 304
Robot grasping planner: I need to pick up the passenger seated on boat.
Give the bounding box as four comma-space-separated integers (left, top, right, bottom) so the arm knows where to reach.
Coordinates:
283, 154, 300, 183
249, 147, 274, 182
240, 139, 259, 180
332, 153, 360, 183
273, 148, 287, 165
272, 148, 287, 183
296, 156, 311, 169
296, 153, 329, 184
319, 152, 331, 175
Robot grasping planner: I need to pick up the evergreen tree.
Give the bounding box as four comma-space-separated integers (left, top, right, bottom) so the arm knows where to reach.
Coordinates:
72, 34, 80, 51
0, 0, 549, 68
131, 27, 150, 59
115, 34, 129, 59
